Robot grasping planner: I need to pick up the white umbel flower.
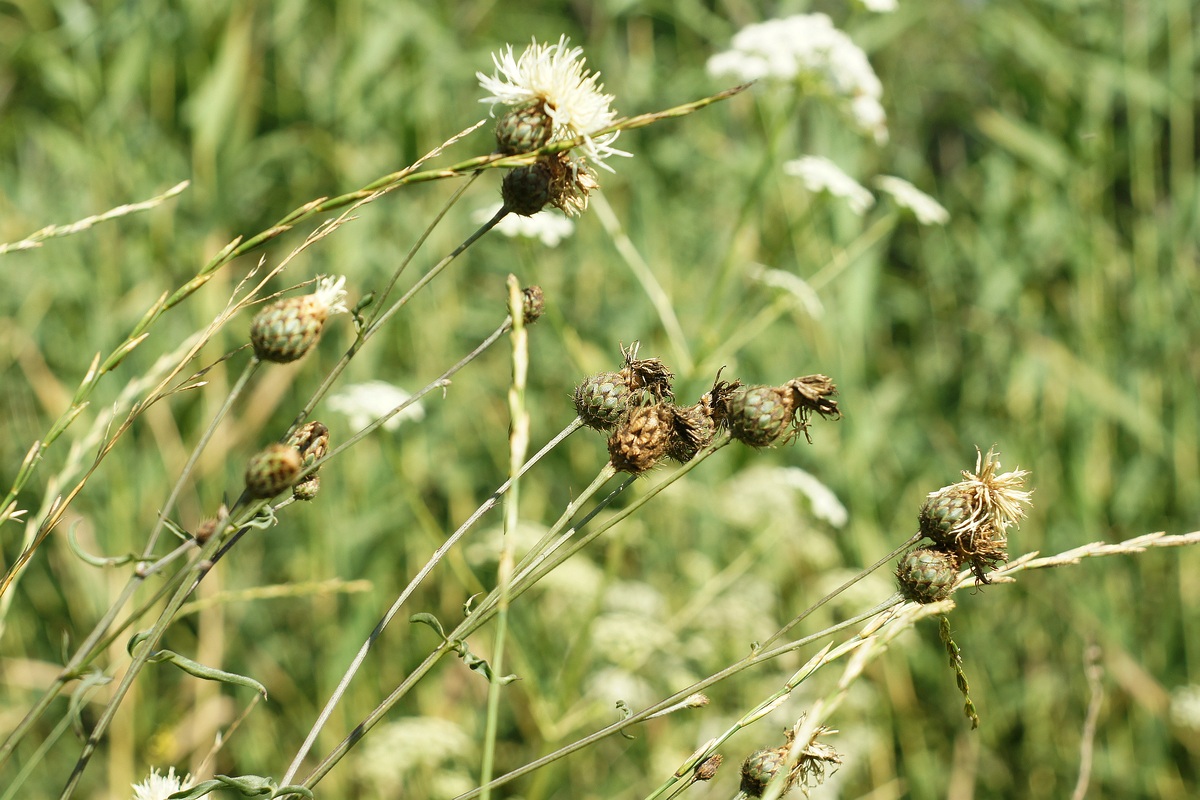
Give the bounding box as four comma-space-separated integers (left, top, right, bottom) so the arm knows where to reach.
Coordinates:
327, 381, 425, 432
478, 35, 628, 169
707, 14, 888, 143
472, 203, 575, 246
784, 156, 875, 215
874, 176, 950, 225
131, 766, 191, 800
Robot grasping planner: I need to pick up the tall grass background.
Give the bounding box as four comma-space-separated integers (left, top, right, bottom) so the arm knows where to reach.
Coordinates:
1, 1, 1197, 798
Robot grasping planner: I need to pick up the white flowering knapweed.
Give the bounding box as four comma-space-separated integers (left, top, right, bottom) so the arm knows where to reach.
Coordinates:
471, 203, 575, 246
478, 35, 628, 169
875, 176, 950, 225
131, 767, 191, 800
707, 14, 888, 143
327, 381, 425, 432
784, 156, 875, 215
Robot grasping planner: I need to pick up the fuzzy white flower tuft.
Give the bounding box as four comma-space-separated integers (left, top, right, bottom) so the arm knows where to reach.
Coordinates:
478, 35, 628, 168
707, 14, 888, 143
875, 176, 950, 225
784, 156, 875, 215
312, 274, 349, 316
327, 381, 425, 432
472, 203, 575, 246
131, 767, 192, 800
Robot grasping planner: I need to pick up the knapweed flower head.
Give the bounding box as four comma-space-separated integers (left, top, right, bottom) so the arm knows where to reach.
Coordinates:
250, 275, 349, 363
784, 156, 874, 215
875, 176, 950, 225
707, 14, 888, 143
478, 35, 627, 169
131, 766, 192, 800
738, 718, 842, 798
918, 446, 1032, 581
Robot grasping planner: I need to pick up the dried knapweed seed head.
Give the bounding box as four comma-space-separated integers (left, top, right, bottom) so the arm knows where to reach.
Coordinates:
573, 342, 674, 431
739, 746, 786, 798
897, 547, 962, 603
739, 720, 843, 798
495, 101, 554, 154
193, 517, 220, 544
669, 371, 742, 461
719, 375, 840, 448
521, 285, 545, 324
502, 160, 554, 216
244, 443, 304, 499
608, 403, 675, 474
250, 276, 348, 364
919, 446, 1032, 581
695, 754, 723, 782
545, 152, 600, 217
293, 473, 321, 502
286, 421, 330, 470
619, 341, 674, 399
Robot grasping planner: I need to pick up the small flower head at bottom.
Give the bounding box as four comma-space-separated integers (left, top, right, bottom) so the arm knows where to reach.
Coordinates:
132, 766, 192, 800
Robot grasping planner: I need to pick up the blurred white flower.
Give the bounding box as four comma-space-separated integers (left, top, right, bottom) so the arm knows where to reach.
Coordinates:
359, 717, 473, 784
875, 176, 950, 225
861, 0, 898, 12
472, 203, 575, 246
327, 381, 425, 432
776, 467, 849, 528
131, 767, 191, 800
478, 35, 627, 167
707, 14, 888, 143
784, 156, 875, 215
591, 612, 675, 669
748, 264, 824, 319
1171, 685, 1200, 730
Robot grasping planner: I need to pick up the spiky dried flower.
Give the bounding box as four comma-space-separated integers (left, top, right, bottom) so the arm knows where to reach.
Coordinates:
478, 35, 627, 168
608, 403, 675, 474
520, 285, 545, 324
250, 275, 349, 363
718, 375, 839, 447
695, 754, 723, 782
574, 342, 675, 431
918, 446, 1032, 581
738, 719, 842, 798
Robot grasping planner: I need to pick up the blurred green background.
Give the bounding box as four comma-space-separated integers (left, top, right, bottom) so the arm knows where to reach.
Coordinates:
1, 0, 1197, 798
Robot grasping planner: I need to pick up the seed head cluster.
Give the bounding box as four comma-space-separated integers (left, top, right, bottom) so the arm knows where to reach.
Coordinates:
897, 446, 1033, 598
243, 420, 333, 501
573, 344, 841, 475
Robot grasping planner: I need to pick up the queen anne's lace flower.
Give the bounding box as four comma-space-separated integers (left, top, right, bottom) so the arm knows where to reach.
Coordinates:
875, 176, 950, 225
784, 156, 875, 215
472, 203, 575, 246
327, 381, 425, 432
131, 767, 191, 800
478, 36, 628, 169
708, 14, 888, 143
